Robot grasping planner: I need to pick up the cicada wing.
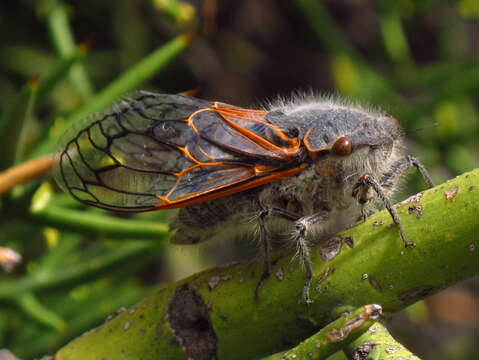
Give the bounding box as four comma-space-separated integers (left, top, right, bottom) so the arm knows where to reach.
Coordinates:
211, 103, 300, 155
54, 92, 209, 211
54, 92, 304, 212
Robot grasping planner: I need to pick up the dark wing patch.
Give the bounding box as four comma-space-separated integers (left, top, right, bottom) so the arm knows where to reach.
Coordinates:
54, 91, 305, 212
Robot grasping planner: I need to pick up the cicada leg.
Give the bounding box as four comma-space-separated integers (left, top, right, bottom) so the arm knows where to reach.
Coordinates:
380, 155, 434, 190
293, 213, 327, 304
355, 174, 415, 247
353, 156, 433, 248
255, 207, 326, 304
255, 210, 272, 301
255, 207, 300, 300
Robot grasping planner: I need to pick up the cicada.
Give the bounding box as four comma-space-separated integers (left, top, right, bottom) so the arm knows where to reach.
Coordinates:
53, 91, 433, 302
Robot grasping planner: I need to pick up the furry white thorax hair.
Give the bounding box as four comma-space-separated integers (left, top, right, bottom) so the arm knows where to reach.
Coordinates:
264, 91, 385, 119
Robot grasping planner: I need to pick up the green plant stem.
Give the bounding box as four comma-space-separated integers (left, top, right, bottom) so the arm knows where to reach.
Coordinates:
36, 233, 82, 275
0, 80, 38, 168
18, 292, 67, 332
296, 0, 355, 57
55, 168, 479, 359
379, 10, 413, 69
296, 0, 401, 104
30, 31, 195, 159
0, 240, 160, 300
0, 45, 56, 77
261, 305, 382, 360
30, 204, 169, 239
37, 47, 86, 104
43, 0, 94, 100
344, 322, 421, 359
16, 234, 80, 331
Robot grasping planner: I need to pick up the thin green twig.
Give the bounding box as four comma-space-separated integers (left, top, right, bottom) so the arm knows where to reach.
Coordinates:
30, 203, 169, 239
18, 292, 68, 332
344, 322, 421, 359
42, 0, 94, 100
0, 79, 38, 168
261, 305, 382, 360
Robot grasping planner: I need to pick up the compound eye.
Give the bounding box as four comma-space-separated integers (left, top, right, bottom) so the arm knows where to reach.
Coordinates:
332, 136, 352, 156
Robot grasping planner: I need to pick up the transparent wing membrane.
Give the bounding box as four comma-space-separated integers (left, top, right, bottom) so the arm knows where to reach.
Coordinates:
54, 91, 305, 212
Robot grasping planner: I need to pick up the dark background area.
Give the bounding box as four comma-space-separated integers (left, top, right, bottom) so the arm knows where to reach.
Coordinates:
1, 0, 479, 358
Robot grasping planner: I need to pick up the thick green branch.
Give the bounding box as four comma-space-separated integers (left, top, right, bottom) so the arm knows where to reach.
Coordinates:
56, 169, 479, 359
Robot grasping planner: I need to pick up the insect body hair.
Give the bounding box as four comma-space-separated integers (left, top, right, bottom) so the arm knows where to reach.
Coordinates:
265, 91, 385, 120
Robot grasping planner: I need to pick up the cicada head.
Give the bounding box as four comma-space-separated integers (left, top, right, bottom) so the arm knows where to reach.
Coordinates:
266, 95, 404, 178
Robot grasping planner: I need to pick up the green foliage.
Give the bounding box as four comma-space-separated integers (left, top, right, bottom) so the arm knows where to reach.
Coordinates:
0, 1, 478, 359
0, 1, 194, 358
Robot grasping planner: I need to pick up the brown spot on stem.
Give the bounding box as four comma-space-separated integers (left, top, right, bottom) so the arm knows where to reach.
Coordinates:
275, 267, 284, 281
407, 205, 423, 218
318, 267, 333, 283
103, 306, 127, 324
167, 285, 217, 360
326, 304, 382, 343
342, 236, 354, 248
351, 343, 375, 360
320, 236, 352, 261
398, 192, 423, 206
368, 277, 383, 292
444, 185, 459, 201
468, 185, 476, 191
365, 304, 383, 320
372, 220, 384, 227
320, 237, 342, 261
385, 347, 399, 354
468, 243, 477, 252
399, 285, 436, 304
207, 274, 232, 290
316, 267, 334, 293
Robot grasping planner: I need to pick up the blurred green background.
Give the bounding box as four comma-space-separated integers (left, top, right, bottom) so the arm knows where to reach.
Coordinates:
1, 0, 479, 358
